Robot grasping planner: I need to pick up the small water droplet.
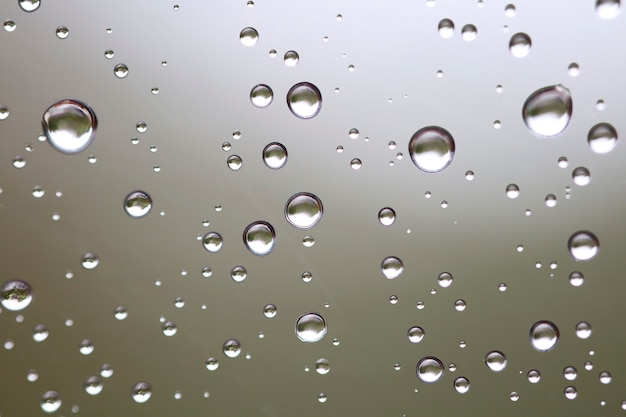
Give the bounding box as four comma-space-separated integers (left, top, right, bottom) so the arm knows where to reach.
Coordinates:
27, 369, 39, 382
227, 155, 243, 171
461, 24, 477, 41
301, 271, 313, 283
408, 326, 425, 343
295, 312, 327, 342
506, 184, 520, 199
124, 191, 152, 218
499, 282, 508, 291
3, 20, 16, 32
588, 122, 618, 154
104, 50, 114, 59
563, 366, 578, 381
243, 221, 276, 255
504, 4, 516, 17
284, 50, 299, 66
315, 358, 330, 374
223, 339, 241, 357
599, 371, 612, 384
79, 339, 94, 355
131, 382, 152, 403
437, 272, 453, 288
262, 142, 288, 169
317, 393, 327, 403
564, 386, 577, 400
569, 271, 584, 287
202, 232, 223, 253
114, 306, 128, 320
81, 252, 99, 270
438, 18, 455, 38
114, 63, 129, 78
575, 321, 592, 339
263, 304, 277, 318
522, 85, 572, 138
596, 99, 606, 111
416, 357, 444, 383
56, 26, 69, 39
545, 194, 557, 207
136, 121, 147, 133
162, 320, 177, 336
596, 0, 621, 19
350, 158, 362, 169
568, 230, 599, 261
454, 299, 466, 311
485, 351, 508, 372
250, 84, 273, 108
567, 62, 580, 77
41, 391, 62, 413
230, 266, 247, 282
530, 320, 559, 351
527, 369, 541, 383
409, 126, 455, 173
510, 391, 520, 402
509, 33, 532, 58
389, 295, 399, 304
454, 377, 470, 394
287, 82, 322, 119
285, 192, 323, 228
42, 99, 97, 154
572, 166, 591, 186
381, 256, 404, 279
240, 27, 258, 46
84, 376, 103, 396
378, 207, 396, 226
19, 0, 41, 12
33, 324, 49, 342
1, 280, 33, 311
205, 357, 219, 371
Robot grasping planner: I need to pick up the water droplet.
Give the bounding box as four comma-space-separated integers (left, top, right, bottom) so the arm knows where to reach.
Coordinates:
545, 194, 557, 207
124, 191, 152, 218
243, 221, 276, 255
510, 391, 520, 402
0, 105, 10, 121
227, 155, 242, 171
3, 20, 16, 32
522, 85, 572, 138
42, 99, 97, 154
416, 357, 444, 383
33, 324, 49, 342
295, 312, 327, 342
389, 295, 399, 304
223, 339, 241, 358
317, 393, 327, 403
1, 280, 33, 311
27, 369, 39, 382
114, 63, 129, 78
131, 382, 152, 403
287, 82, 322, 119
84, 376, 103, 395
173, 297, 185, 309
205, 357, 219, 371
378, 207, 396, 226
262, 142, 288, 169
81, 252, 99, 270
599, 371, 612, 384
409, 126, 455, 173
349, 158, 362, 169
438, 18, 455, 38
263, 304, 277, 318
596, 0, 621, 19
250, 84, 273, 108
408, 326, 425, 343
55, 26, 69, 39
230, 266, 247, 282
41, 391, 62, 413
315, 358, 330, 374
78, 339, 94, 355
454, 299, 466, 311
454, 376, 470, 394
568, 231, 599, 261
162, 321, 177, 336
567, 62, 580, 77
504, 3, 516, 17
509, 33, 531, 58
564, 366, 578, 380
104, 50, 114, 59
301, 271, 313, 283
285, 192, 323, 228
461, 24, 477, 41
302, 235, 315, 247
240, 27, 258, 46
527, 369, 541, 383
135, 121, 148, 133
202, 232, 223, 253
485, 351, 508, 372
588, 122, 618, 153
114, 306, 128, 320
572, 166, 591, 186
569, 271, 584, 287
530, 320, 559, 351
284, 50, 299, 66
19, 0, 41, 12
12, 155, 26, 168
437, 272, 453, 288
506, 184, 520, 199
381, 256, 404, 279
348, 128, 359, 139
564, 386, 577, 400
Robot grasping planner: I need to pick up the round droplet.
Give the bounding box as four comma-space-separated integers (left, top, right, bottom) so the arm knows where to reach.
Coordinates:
33, 324, 49, 342
205, 357, 219, 371
588, 122, 618, 154
599, 371, 612, 384
572, 166, 591, 186
0, 105, 9, 120
124, 191, 152, 218
104, 50, 114, 59
301, 271, 313, 283
287, 82, 322, 119
100, 364, 113, 378
79, 339, 94, 355
504, 4, 516, 17
285, 192, 323, 228
454, 299, 466, 311
42, 99, 97, 154
569, 271, 584, 287
284, 50, 299, 66
485, 351, 508, 372
416, 357, 444, 383
27, 369, 39, 382
564, 366, 578, 380
510, 392, 520, 402
454, 377, 470, 394
568, 231, 599, 261
240, 27, 258, 46
223, 339, 241, 358
1, 280, 33, 311
381, 256, 404, 279
136, 122, 147, 133
202, 232, 223, 253
530, 320, 560, 351
509, 33, 532, 58
230, 266, 247, 282
41, 391, 62, 413
114, 64, 129, 78
19, 0, 41, 12
162, 321, 177, 336
262, 142, 288, 169
558, 156, 569, 168
114, 306, 128, 320
575, 321, 592, 339
461, 24, 477, 41
131, 382, 152, 403
302, 235, 315, 247
437, 272, 453, 288
243, 221, 276, 255
527, 369, 541, 383
173, 297, 185, 309
250, 84, 273, 108
564, 386, 577, 400
545, 194, 557, 207
317, 393, 327, 403
350, 158, 362, 169
56, 26, 69, 39
227, 155, 242, 170
295, 312, 327, 342
596, 0, 621, 19
568, 62, 580, 77
408, 126, 455, 173
522, 85, 572, 138
438, 18, 455, 38
84, 376, 103, 395
81, 252, 99, 270
407, 326, 425, 343
315, 358, 330, 374
263, 304, 277, 318
378, 207, 396, 226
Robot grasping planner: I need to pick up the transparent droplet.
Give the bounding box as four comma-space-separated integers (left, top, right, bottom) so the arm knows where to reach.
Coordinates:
572, 166, 591, 186
381, 256, 404, 279
230, 266, 247, 282
437, 272, 453, 288
569, 271, 584, 287
485, 351, 508, 372
240, 27, 259, 46
243, 221, 276, 255
461, 24, 477, 41
79, 339, 94, 355
284, 50, 299, 66
378, 207, 396, 226
205, 357, 219, 371
135, 121, 148, 133
287, 82, 322, 119
499, 282, 508, 291
202, 232, 223, 253
104, 50, 114, 59
510, 392, 520, 402
1, 280, 33, 311
527, 369, 541, 383
42, 99, 97, 154
530, 320, 559, 351
114, 306, 128, 320
33, 324, 49, 342
545, 194, 557, 207
568, 62, 580, 77
162, 321, 177, 336
81, 252, 99, 270
19, 0, 41, 12
522, 85, 572, 138
131, 382, 152, 403
389, 295, 399, 304
454, 299, 466, 311
114, 64, 129, 78
262, 142, 288, 169
223, 339, 241, 358
454, 376, 470, 394
55, 26, 69, 39
564, 386, 577, 400
302, 235, 315, 247
3, 20, 16, 32
348, 128, 359, 139
599, 371, 612, 384
84, 376, 103, 395
227, 155, 242, 171
12, 155, 26, 168
317, 393, 327, 403
575, 321, 592, 339
409, 126, 455, 173
0, 105, 9, 120
41, 391, 62, 413
301, 271, 313, 283
263, 304, 277, 318
315, 358, 330, 374
124, 191, 152, 218
416, 357, 444, 383
509, 33, 532, 58
564, 366, 578, 381
295, 312, 327, 342
588, 122, 618, 154
285, 192, 323, 228
27, 369, 39, 382
250, 84, 273, 108
568, 230, 599, 261
350, 158, 362, 169
407, 326, 425, 343
596, 99, 606, 111
596, 0, 621, 19
438, 18, 455, 38
504, 4, 516, 17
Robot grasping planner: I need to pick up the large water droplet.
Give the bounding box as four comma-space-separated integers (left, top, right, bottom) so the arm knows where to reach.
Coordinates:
588, 122, 618, 153
19, 0, 41, 12
84, 376, 103, 395
568, 231, 599, 261
1, 280, 33, 311
381, 256, 404, 279
41, 391, 62, 413
295, 312, 327, 342
454, 376, 470, 394
378, 207, 396, 226
530, 320, 559, 351
42, 99, 97, 154
131, 382, 152, 403
250, 84, 273, 108
437, 272, 453, 288
202, 232, 223, 253
522, 85, 572, 138
243, 221, 276, 255
438, 18, 455, 38
262, 142, 288, 169
407, 326, 425, 343
240, 27, 258, 46
408, 126, 455, 173
509, 32, 532, 58
484, 351, 508, 372
285, 192, 323, 228
223, 339, 242, 358
124, 191, 152, 218
575, 321, 592, 339
596, 0, 621, 19
81, 252, 99, 270
416, 357, 444, 383
287, 82, 322, 119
